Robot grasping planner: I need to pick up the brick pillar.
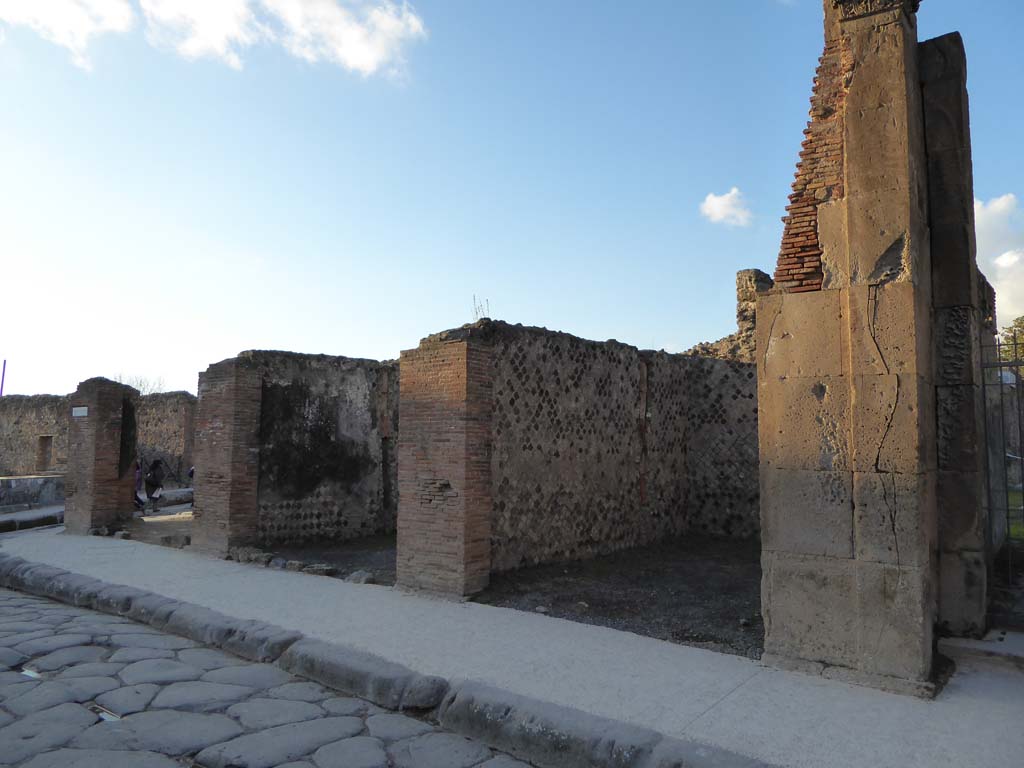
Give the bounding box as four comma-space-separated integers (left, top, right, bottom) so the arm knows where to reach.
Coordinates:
758, 0, 938, 695
191, 357, 262, 555
919, 33, 988, 637
396, 335, 493, 596
65, 378, 139, 534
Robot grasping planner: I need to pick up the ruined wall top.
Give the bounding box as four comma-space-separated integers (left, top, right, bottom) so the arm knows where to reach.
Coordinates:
831, 0, 920, 21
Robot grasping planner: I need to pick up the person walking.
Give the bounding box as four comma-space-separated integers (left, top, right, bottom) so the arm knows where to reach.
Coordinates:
133, 460, 145, 514
144, 459, 165, 515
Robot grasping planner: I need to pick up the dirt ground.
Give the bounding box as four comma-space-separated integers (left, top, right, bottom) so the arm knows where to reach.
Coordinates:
475, 536, 764, 659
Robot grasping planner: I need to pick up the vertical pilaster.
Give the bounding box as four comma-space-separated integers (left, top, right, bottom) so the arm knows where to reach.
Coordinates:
65, 378, 138, 534
758, 0, 938, 694
191, 358, 262, 555
396, 336, 493, 596
920, 32, 988, 637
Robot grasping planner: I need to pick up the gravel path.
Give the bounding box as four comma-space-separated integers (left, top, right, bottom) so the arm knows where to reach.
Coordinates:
0, 588, 532, 768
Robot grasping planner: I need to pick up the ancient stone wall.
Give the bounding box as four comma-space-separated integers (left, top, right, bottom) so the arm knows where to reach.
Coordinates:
0, 395, 69, 475
398, 319, 761, 592
136, 392, 196, 488
687, 270, 774, 363
253, 352, 398, 546
192, 351, 398, 553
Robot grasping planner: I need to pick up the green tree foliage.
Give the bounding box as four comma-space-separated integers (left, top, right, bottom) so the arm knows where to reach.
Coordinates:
999, 315, 1024, 375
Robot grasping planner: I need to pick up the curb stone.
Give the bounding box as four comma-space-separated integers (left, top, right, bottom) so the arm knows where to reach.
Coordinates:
0, 550, 777, 768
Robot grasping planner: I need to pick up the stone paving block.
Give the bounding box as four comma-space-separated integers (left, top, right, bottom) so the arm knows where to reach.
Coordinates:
0, 681, 40, 701
202, 662, 294, 689
11, 633, 91, 655
72, 709, 244, 754
31, 645, 110, 672
226, 697, 326, 730
20, 748, 181, 768
388, 732, 493, 768
109, 648, 176, 664
0, 647, 25, 668
314, 735, 388, 768
95, 684, 161, 717
478, 758, 532, 768
177, 647, 249, 671
366, 713, 434, 742
4, 678, 120, 716
0, 702, 98, 764
118, 658, 203, 685
163, 604, 247, 648
56, 662, 125, 679
150, 681, 255, 712
93, 586, 151, 616
3, 634, 72, 651
277, 763, 316, 768
0, 621, 47, 634
195, 717, 365, 768
269, 681, 332, 701
321, 696, 373, 716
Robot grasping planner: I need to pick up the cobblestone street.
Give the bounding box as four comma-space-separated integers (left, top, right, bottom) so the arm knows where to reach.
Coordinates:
0, 588, 530, 768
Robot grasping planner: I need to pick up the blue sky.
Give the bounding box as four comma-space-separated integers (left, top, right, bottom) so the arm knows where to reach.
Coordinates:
1, 0, 1022, 396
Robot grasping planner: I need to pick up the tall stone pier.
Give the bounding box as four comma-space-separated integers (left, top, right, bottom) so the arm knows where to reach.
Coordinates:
64, 378, 139, 535
758, 0, 952, 695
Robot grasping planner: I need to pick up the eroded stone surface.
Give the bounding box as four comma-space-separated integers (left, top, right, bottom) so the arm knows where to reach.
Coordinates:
389, 733, 492, 768
72, 710, 244, 754
227, 697, 325, 729
195, 717, 365, 768
313, 735, 388, 768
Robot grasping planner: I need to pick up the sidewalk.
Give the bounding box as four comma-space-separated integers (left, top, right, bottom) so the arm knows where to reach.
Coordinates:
2, 527, 1022, 768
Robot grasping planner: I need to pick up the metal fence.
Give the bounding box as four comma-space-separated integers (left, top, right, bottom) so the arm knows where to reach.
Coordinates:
981, 327, 1024, 579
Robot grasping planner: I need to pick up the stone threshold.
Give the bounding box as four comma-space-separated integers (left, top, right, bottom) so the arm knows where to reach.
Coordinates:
0, 551, 775, 768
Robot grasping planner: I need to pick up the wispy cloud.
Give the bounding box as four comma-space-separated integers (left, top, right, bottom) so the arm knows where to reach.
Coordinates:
0, 0, 135, 70
976, 193, 1024, 325
0, 0, 426, 76
700, 187, 752, 228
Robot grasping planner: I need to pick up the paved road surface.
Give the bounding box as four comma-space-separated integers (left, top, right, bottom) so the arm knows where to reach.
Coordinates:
0, 587, 531, 768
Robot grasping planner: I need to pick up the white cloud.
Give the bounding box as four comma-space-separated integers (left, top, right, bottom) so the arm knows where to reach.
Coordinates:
976, 194, 1024, 325
700, 187, 752, 227
0, 0, 135, 70
262, 0, 426, 76
0, 0, 426, 75
140, 0, 262, 70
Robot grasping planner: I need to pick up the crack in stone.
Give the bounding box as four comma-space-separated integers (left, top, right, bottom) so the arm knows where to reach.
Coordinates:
874, 375, 899, 472
867, 284, 890, 375
762, 294, 784, 379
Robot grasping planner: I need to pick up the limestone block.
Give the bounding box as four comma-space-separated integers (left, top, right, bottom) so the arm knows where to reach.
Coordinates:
853, 471, 935, 567
761, 468, 854, 558
926, 148, 975, 229
845, 190, 914, 286
818, 200, 850, 289
756, 290, 845, 380
855, 561, 933, 681
844, 282, 930, 376
936, 384, 984, 471
931, 219, 979, 309
851, 374, 934, 474
762, 552, 858, 669
934, 306, 981, 386
937, 470, 986, 553
938, 550, 986, 637
759, 375, 851, 472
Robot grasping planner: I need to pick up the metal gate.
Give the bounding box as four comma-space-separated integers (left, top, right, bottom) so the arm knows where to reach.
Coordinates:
981, 326, 1024, 581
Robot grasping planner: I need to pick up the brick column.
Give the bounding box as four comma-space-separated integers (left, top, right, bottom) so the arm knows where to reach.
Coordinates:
191, 357, 262, 555
758, 0, 938, 695
919, 33, 988, 637
65, 378, 139, 534
397, 335, 493, 596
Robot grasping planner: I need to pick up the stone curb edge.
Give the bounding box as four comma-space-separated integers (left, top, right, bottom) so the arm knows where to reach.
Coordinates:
0, 551, 777, 768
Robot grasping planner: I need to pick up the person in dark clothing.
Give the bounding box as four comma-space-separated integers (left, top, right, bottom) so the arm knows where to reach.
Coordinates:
144, 459, 165, 514
132, 460, 145, 513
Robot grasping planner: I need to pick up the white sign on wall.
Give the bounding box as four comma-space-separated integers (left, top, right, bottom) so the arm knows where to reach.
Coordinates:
71, 406, 89, 418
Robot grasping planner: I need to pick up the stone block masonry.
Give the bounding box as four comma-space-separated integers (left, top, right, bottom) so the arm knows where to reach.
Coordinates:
192, 351, 398, 556
64, 378, 140, 534
397, 319, 760, 595
758, 0, 944, 694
